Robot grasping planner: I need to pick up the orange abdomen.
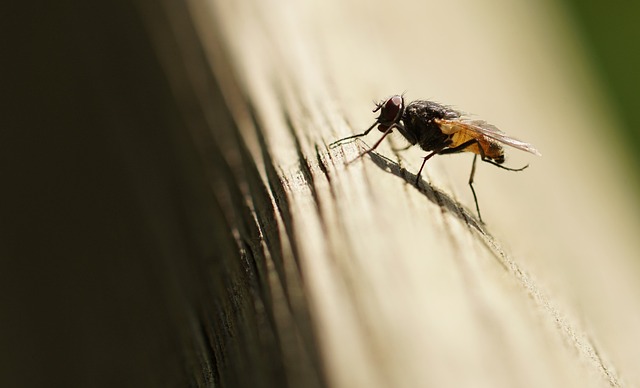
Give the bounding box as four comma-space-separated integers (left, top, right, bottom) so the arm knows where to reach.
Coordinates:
450, 130, 505, 163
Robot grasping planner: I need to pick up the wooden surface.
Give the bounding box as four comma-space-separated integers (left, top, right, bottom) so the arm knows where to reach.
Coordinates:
7, 0, 631, 387
137, 0, 640, 386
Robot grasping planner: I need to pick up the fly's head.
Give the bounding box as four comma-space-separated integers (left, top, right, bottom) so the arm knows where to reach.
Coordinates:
373, 94, 418, 144
373, 95, 404, 133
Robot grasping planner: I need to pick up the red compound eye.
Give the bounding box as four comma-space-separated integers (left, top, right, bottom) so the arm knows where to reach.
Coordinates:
379, 95, 403, 124
376, 95, 403, 132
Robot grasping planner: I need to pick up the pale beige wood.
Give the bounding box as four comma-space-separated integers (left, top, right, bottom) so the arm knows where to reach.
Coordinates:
145, 0, 640, 386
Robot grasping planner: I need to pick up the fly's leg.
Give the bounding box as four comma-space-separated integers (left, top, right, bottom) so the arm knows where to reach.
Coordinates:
437, 139, 485, 220
481, 158, 529, 171
328, 122, 377, 148
355, 124, 395, 159
349, 122, 408, 164
439, 138, 529, 221
468, 154, 482, 222
414, 137, 474, 185
415, 150, 441, 185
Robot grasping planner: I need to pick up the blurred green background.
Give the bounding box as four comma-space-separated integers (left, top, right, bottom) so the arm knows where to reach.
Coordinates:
562, 0, 640, 187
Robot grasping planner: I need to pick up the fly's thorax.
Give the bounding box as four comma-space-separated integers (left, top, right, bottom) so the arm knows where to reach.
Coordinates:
402, 101, 455, 152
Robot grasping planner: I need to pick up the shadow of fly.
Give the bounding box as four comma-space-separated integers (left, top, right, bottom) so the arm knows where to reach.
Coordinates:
329, 94, 541, 222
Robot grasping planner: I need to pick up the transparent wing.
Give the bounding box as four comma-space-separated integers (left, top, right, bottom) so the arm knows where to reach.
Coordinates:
435, 118, 542, 156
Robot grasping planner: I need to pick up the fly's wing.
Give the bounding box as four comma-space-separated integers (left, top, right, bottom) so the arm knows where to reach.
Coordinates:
435, 118, 542, 156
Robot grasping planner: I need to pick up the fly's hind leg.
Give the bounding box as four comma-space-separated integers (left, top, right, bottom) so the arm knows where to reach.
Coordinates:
470, 141, 528, 221
438, 139, 530, 221
468, 154, 482, 222
438, 138, 529, 173
438, 139, 487, 221
479, 155, 529, 172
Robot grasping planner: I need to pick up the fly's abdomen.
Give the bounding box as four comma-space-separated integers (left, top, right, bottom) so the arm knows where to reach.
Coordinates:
450, 131, 505, 163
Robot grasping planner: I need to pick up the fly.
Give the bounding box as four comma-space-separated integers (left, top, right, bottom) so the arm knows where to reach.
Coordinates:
329, 94, 541, 222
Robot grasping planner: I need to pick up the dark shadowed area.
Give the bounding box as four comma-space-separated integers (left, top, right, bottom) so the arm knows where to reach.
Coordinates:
2, 1, 325, 386
3, 2, 194, 386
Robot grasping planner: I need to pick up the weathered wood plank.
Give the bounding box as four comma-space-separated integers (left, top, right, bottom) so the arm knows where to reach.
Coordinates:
141, 0, 640, 386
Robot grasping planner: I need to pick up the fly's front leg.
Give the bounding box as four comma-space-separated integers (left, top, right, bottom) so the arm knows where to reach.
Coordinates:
353, 123, 402, 162
329, 122, 377, 148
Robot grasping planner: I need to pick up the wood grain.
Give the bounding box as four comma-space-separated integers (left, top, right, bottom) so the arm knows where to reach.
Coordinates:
140, 0, 640, 386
